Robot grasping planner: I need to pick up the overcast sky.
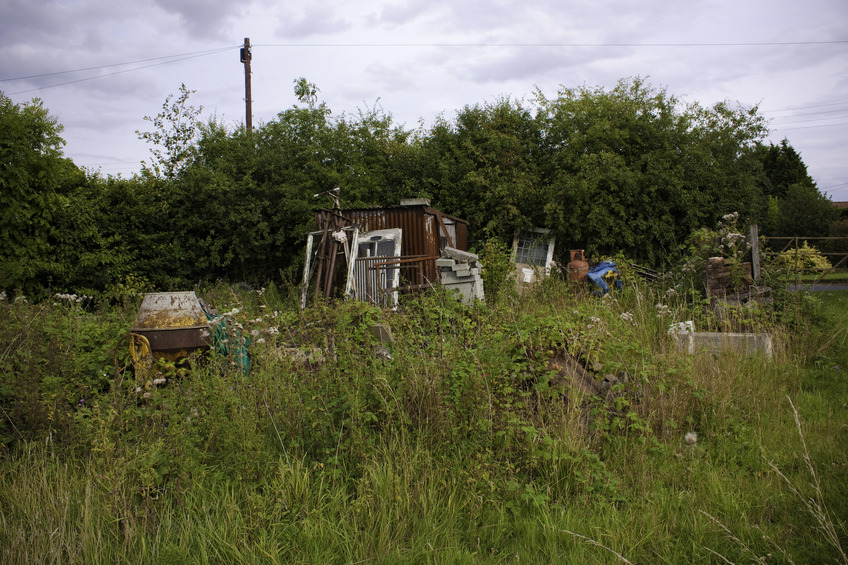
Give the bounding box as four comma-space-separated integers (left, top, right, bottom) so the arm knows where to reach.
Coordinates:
2, 0, 847, 201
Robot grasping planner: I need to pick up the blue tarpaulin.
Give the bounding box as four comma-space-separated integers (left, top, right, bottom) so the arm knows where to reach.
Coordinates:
585, 261, 623, 295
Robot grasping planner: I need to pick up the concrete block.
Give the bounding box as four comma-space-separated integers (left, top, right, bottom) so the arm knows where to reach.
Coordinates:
441, 247, 479, 263
435, 258, 455, 268
368, 324, 393, 344
671, 332, 773, 359
473, 279, 485, 301
443, 281, 475, 304
400, 198, 431, 207
440, 271, 459, 283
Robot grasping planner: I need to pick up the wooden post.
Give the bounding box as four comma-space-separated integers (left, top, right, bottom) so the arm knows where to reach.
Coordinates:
749, 224, 760, 281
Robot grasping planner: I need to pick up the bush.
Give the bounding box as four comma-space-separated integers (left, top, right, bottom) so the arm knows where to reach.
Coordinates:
775, 241, 832, 273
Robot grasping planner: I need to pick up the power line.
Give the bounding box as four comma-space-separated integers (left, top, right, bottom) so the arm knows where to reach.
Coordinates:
5, 39, 845, 95
762, 101, 848, 114
257, 40, 848, 48
0, 46, 238, 82
772, 121, 848, 132
768, 107, 848, 120
7, 49, 237, 96
770, 114, 848, 127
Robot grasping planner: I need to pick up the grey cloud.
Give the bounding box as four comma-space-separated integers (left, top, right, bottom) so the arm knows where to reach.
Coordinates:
369, 0, 435, 26
152, 0, 244, 40
0, 0, 69, 45
274, 8, 352, 40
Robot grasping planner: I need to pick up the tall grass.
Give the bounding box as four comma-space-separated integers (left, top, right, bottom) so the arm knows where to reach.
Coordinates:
0, 283, 845, 563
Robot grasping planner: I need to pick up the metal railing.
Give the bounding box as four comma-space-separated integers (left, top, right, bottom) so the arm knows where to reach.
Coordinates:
353, 255, 439, 307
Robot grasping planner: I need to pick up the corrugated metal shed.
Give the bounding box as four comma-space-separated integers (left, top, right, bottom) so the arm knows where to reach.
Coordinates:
313, 202, 469, 290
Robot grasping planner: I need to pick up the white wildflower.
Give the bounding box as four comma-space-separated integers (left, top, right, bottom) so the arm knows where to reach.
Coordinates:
250, 329, 260, 337
685, 431, 698, 445
656, 303, 671, 317
256, 338, 266, 344
0, 291, 6, 301
620, 311, 634, 324
267, 327, 279, 335
665, 288, 678, 298
152, 377, 167, 386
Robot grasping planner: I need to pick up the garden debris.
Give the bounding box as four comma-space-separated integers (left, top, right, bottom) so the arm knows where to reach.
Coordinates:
200, 300, 251, 374
630, 263, 661, 281
511, 228, 556, 285
272, 346, 325, 370
369, 323, 394, 360
301, 196, 472, 308
368, 324, 393, 344
547, 354, 604, 397
670, 329, 773, 359
703, 257, 753, 299
585, 262, 623, 295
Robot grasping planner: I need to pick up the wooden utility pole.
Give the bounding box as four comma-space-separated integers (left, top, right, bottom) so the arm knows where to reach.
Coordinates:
240, 37, 252, 132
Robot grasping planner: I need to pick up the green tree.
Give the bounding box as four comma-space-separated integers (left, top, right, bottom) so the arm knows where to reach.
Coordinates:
757, 139, 814, 199
0, 92, 83, 295
753, 139, 835, 238
534, 78, 767, 265
773, 183, 838, 237
161, 82, 422, 284
418, 97, 543, 243
137, 83, 203, 180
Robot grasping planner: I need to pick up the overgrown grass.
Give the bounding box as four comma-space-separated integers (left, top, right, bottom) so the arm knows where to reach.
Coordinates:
1, 283, 846, 563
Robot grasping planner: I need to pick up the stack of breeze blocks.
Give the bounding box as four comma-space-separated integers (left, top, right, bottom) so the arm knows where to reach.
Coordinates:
436, 247, 485, 304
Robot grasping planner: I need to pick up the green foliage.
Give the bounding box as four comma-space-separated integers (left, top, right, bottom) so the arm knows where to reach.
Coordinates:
756, 140, 837, 237
535, 78, 767, 266
475, 238, 516, 305
774, 182, 839, 237
1, 283, 847, 563
418, 97, 544, 240
757, 138, 815, 199
775, 241, 832, 273
0, 296, 132, 447
674, 212, 756, 301
136, 83, 203, 180
0, 92, 87, 296
3, 76, 826, 302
